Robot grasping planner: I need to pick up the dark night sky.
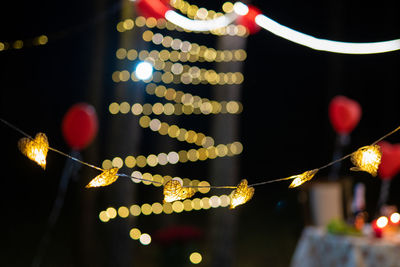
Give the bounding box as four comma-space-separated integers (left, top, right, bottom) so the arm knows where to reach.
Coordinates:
1, 0, 399, 266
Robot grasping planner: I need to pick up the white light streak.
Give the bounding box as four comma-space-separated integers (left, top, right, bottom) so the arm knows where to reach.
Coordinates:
164, 10, 237, 32
255, 14, 400, 54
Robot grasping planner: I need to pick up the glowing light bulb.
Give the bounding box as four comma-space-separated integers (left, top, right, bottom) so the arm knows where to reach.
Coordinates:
376, 216, 388, 228
86, 167, 120, 188
288, 169, 318, 188
18, 133, 49, 169
390, 212, 400, 224
229, 179, 254, 209
350, 145, 381, 176
189, 252, 202, 264
233, 2, 249, 16
135, 61, 153, 80
163, 179, 196, 203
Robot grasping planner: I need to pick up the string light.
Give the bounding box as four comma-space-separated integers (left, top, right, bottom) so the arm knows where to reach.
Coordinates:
163, 179, 196, 202
18, 133, 49, 169
0, 35, 48, 52
109, 100, 242, 116
116, 15, 247, 36
99, 194, 232, 223
2, 118, 400, 210
288, 169, 318, 188
350, 145, 382, 176
112, 68, 244, 85
229, 179, 254, 209
189, 252, 202, 264
138, 31, 247, 62
102, 141, 243, 169
85, 167, 120, 188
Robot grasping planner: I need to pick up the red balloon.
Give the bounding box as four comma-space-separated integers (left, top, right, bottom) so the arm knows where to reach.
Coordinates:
62, 103, 98, 150
236, 5, 262, 34
135, 0, 171, 19
329, 95, 362, 135
378, 141, 400, 180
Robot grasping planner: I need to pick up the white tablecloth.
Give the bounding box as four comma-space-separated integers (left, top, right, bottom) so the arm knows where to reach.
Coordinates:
291, 226, 400, 267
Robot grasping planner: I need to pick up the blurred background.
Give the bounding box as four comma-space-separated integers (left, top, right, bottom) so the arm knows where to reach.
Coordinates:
1, 0, 399, 266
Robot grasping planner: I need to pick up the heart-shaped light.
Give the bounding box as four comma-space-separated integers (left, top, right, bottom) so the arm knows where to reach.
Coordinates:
378, 141, 400, 180
329, 95, 362, 135
350, 145, 382, 176
229, 179, 254, 209
163, 179, 196, 203
86, 167, 120, 188
18, 132, 49, 169
288, 169, 319, 188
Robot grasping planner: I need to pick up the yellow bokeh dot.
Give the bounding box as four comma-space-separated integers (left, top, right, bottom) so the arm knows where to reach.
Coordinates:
135, 16, 146, 27
112, 157, 123, 168
187, 149, 199, 162
130, 204, 141, 216
207, 146, 217, 159
198, 181, 210, 194
198, 148, 208, 161
99, 211, 109, 222
118, 206, 130, 218
201, 197, 211, 209
127, 49, 138, 60
120, 70, 130, 82
146, 154, 158, 167
220, 195, 231, 207
116, 48, 127, 59
152, 174, 164, 186
38, 35, 48, 45
178, 150, 188, 163
189, 252, 202, 264
102, 159, 112, 170
125, 156, 136, 168
163, 202, 173, 214
142, 30, 154, 42
159, 122, 169, 135
116, 21, 125, 32
106, 207, 117, 219
216, 144, 228, 157
139, 116, 151, 128
192, 198, 202, 210
0, 42, 5, 51
123, 19, 134, 30
109, 102, 120, 114
112, 71, 120, 83
119, 101, 131, 114
136, 155, 147, 168
152, 202, 163, 214
141, 203, 152, 215
172, 201, 184, 213
129, 228, 141, 240
142, 172, 153, 185
183, 199, 193, 211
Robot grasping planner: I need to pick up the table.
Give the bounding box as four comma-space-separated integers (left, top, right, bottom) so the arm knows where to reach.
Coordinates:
290, 226, 400, 267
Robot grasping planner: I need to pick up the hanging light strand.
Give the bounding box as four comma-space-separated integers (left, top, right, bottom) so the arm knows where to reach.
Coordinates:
2, 118, 400, 208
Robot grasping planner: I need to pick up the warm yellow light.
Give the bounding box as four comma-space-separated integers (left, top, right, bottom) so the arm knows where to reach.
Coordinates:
85, 167, 119, 188
129, 228, 141, 240
189, 252, 202, 264
18, 132, 49, 169
288, 169, 318, 188
390, 212, 400, 224
106, 207, 117, 219
376, 216, 388, 228
350, 145, 382, 176
99, 211, 109, 222
118, 206, 130, 218
229, 179, 254, 209
163, 179, 196, 202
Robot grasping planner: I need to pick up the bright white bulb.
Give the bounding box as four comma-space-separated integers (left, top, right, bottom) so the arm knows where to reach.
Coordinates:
135, 61, 153, 80
233, 2, 249, 16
